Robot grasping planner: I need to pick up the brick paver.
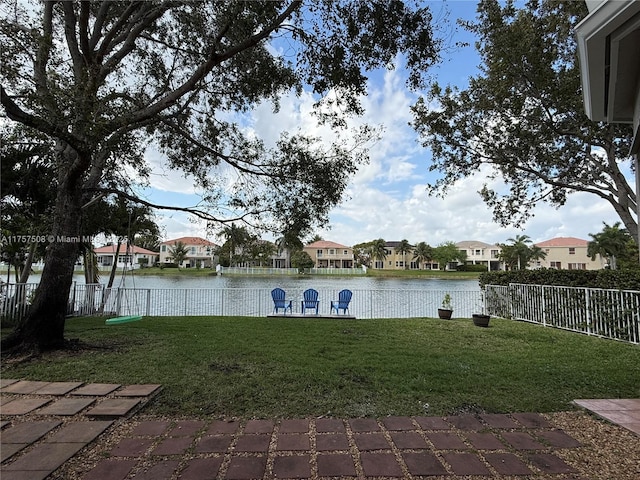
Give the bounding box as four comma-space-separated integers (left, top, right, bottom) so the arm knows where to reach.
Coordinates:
2, 380, 52, 394
360, 452, 403, 477
2, 378, 636, 480
33, 381, 84, 395
402, 451, 448, 475
85, 398, 142, 419
82, 459, 137, 480
276, 433, 310, 451
349, 417, 380, 432
179, 457, 223, 480
390, 431, 428, 449
71, 383, 121, 396
443, 452, 492, 475
1, 397, 51, 415
485, 452, 534, 475
273, 455, 311, 478
315, 418, 345, 433
225, 456, 267, 479
1, 420, 61, 444
37, 397, 96, 416
316, 453, 357, 476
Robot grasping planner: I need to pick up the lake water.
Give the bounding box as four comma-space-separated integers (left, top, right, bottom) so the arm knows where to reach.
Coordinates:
24, 273, 483, 318
89, 273, 481, 292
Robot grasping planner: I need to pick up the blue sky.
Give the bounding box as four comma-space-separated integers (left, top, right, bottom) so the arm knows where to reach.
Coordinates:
140, 0, 628, 248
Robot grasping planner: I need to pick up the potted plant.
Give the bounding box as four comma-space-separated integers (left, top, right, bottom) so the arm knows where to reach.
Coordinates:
472, 312, 491, 327
438, 293, 453, 320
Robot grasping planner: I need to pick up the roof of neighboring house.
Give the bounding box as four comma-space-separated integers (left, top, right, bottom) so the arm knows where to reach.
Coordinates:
160, 236, 217, 247
305, 240, 351, 250
94, 244, 157, 255
384, 241, 414, 248
456, 240, 499, 249
536, 237, 589, 248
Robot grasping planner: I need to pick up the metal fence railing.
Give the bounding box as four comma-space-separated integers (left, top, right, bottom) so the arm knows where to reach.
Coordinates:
484, 283, 640, 344
4, 281, 638, 344
108, 288, 484, 319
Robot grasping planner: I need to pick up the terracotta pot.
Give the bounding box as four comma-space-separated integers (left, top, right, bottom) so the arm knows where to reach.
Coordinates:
472, 314, 490, 327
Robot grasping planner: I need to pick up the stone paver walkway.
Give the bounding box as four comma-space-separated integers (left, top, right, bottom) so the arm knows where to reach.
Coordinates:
2, 378, 639, 479
78, 413, 586, 479
0, 379, 161, 480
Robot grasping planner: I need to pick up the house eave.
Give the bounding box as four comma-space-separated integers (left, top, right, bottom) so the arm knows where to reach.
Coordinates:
576, 0, 640, 123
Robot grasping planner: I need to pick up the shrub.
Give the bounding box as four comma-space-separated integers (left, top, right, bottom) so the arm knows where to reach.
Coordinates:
479, 268, 640, 290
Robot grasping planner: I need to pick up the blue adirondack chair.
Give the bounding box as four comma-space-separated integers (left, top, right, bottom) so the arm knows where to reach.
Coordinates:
331, 289, 352, 315
301, 288, 319, 315
271, 288, 292, 314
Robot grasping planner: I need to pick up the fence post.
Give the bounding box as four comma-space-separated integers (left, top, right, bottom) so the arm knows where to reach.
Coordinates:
146, 289, 151, 316
116, 288, 122, 316
585, 287, 592, 336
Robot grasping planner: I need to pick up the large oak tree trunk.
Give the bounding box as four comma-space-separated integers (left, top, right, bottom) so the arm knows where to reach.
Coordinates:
2, 148, 86, 352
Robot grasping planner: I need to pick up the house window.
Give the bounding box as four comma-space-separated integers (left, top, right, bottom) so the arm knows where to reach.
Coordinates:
317, 250, 323, 257
568, 263, 586, 270
475, 249, 482, 256
569, 248, 576, 255
191, 247, 196, 254
329, 249, 335, 255
491, 250, 499, 258
161, 245, 166, 252
550, 261, 562, 269
343, 250, 348, 255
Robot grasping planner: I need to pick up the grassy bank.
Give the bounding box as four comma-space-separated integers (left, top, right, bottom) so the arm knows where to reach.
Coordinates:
2, 316, 637, 419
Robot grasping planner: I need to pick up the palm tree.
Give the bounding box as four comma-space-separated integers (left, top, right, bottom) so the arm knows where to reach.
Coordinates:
413, 242, 433, 269
370, 238, 387, 269
219, 224, 252, 267
275, 229, 304, 268
588, 222, 631, 269
396, 239, 412, 269
169, 241, 189, 268
505, 234, 533, 270
528, 245, 547, 267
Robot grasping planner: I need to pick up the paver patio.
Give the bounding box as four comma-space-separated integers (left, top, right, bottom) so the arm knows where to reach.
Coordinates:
1, 379, 639, 479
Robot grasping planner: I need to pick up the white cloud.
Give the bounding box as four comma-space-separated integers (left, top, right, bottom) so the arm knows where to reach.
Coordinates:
145, 39, 630, 250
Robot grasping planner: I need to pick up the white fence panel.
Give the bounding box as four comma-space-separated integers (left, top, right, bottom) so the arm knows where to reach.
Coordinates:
484, 284, 640, 344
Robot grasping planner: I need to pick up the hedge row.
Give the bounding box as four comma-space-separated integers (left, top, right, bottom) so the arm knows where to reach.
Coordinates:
479, 268, 640, 291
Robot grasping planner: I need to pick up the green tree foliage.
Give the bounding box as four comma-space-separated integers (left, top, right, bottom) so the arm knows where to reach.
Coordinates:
0, 126, 56, 283
168, 241, 189, 269
412, 241, 433, 269
370, 239, 388, 267
1, 0, 441, 351
396, 239, 412, 269
479, 268, 640, 291
588, 222, 638, 270
290, 250, 314, 273
432, 241, 465, 270
498, 234, 546, 270
411, 0, 637, 244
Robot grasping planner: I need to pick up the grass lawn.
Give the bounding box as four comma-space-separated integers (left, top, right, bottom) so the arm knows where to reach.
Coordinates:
2, 316, 638, 419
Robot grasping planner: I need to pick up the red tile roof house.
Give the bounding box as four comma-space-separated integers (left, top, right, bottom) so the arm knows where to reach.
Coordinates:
303, 241, 354, 269
94, 244, 158, 270
159, 237, 218, 268
534, 237, 604, 270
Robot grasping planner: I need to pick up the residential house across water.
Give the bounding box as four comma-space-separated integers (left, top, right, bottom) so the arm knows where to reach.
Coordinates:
456, 241, 503, 271
94, 243, 158, 270
534, 237, 602, 270
159, 236, 218, 268
303, 240, 354, 269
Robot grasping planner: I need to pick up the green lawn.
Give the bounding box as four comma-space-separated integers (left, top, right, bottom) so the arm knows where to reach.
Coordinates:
2, 316, 638, 419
